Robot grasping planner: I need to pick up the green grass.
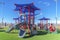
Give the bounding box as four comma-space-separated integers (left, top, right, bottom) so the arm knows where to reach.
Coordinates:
0, 26, 60, 40
0, 32, 60, 40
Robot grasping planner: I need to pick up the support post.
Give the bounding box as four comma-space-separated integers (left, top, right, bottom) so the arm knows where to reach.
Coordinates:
28, 6, 31, 35
19, 7, 22, 23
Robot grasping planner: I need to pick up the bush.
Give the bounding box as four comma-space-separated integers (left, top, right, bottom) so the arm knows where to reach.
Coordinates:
57, 29, 60, 33
37, 30, 48, 35
0, 30, 5, 32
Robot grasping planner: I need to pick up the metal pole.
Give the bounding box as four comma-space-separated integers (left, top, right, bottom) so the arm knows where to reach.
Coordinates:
56, 0, 57, 27
54, 0, 58, 33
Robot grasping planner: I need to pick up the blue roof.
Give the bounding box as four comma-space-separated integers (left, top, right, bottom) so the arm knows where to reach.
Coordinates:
39, 17, 50, 20
14, 3, 40, 13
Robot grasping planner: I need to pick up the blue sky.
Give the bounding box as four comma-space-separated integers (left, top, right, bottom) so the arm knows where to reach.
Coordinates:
0, 0, 60, 24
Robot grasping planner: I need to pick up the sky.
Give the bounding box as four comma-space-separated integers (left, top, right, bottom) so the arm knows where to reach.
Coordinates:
0, 0, 60, 24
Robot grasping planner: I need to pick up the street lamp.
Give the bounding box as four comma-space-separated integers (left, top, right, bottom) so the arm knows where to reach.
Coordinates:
54, 0, 58, 33
55, 0, 58, 27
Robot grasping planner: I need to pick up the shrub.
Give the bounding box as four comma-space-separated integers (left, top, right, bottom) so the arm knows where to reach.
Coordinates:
57, 29, 60, 33
37, 30, 48, 35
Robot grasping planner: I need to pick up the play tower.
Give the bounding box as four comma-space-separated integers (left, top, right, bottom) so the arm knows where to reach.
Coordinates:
39, 17, 50, 30
14, 3, 40, 33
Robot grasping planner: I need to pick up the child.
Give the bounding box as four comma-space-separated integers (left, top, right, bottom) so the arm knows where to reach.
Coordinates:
49, 24, 56, 33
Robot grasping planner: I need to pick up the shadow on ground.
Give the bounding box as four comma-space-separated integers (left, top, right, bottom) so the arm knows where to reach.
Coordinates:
23, 35, 34, 38
37, 31, 48, 35
0, 29, 5, 32
23, 30, 48, 38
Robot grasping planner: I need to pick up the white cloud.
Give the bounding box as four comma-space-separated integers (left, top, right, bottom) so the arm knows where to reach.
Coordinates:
43, 2, 50, 6
38, 1, 50, 7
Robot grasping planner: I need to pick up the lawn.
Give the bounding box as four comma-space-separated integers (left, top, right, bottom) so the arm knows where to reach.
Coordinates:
0, 31, 60, 40
0, 26, 60, 40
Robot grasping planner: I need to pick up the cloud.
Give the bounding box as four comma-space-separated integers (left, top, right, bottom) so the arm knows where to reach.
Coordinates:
38, 1, 50, 7
43, 2, 50, 6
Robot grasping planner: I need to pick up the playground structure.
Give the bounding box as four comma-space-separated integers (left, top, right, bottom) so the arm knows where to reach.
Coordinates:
0, 2, 57, 38
38, 17, 56, 33
6, 2, 56, 38
38, 17, 50, 30
14, 3, 40, 34
6, 3, 40, 37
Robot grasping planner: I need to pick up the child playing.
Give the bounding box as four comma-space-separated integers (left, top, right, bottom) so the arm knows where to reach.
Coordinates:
49, 24, 56, 33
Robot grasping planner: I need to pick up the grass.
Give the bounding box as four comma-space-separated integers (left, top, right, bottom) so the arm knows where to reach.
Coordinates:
0, 26, 60, 40
0, 31, 60, 40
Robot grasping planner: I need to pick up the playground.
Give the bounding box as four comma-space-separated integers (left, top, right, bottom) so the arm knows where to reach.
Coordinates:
0, 0, 60, 40
0, 23, 60, 40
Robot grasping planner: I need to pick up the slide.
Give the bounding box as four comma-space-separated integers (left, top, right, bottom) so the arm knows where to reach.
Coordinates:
6, 26, 14, 33
19, 29, 26, 38
6, 22, 27, 33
